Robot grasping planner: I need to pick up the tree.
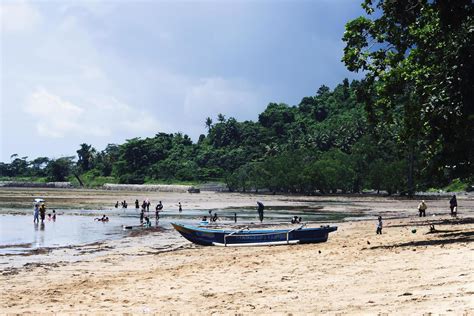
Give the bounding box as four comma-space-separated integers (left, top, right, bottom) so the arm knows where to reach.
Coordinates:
76, 143, 96, 172
30, 157, 50, 177
342, 0, 474, 190
205, 117, 213, 131
217, 113, 226, 123
9, 156, 29, 177
47, 157, 74, 182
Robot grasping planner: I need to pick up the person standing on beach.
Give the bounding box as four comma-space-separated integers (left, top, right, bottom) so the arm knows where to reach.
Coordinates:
33, 204, 40, 223
178, 202, 182, 212
418, 200, 427, 217
257, 201, 264, 223
39, 203, 46, 222
376, 216, 383, 234
155, 201, 163, 220
52, 210, 56, 221
135, 199, 139, 209
449, 195, 457, 216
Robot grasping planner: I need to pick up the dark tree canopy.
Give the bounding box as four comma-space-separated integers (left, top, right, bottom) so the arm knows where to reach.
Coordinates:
342, 0, 474, 184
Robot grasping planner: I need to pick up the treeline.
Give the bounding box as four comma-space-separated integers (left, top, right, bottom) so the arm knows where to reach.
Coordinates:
1, 78, 469, 194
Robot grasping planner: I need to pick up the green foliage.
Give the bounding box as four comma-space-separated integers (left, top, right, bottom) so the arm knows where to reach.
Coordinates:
46, 157, 75, 182
0, 78, 418, 194
78, 169, 118, 187
3, 54, 472, 195
0, 176, 48, 183
342, 0, 474, 189
444, 179, 468, 193
76, 143, 96, 172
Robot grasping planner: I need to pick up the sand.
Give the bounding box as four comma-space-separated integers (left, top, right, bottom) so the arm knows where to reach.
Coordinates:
0, 189, 473, 314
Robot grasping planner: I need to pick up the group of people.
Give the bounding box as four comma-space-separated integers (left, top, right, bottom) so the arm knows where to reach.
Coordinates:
417, 195, 458, 217
33, 203, 56, 223
115, 200, 128, 208
376, 195, 460, 235
95, 215, 109, 222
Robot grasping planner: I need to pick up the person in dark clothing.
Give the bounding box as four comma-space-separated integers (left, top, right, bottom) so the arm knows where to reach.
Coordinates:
155, 201, 163, 220
376, 216, 383, 234
257, 201, 264, 223
115, 201, 119, 208
140, 209, 144, 223
135, 199, 139, 209
212, 213, 218, 222
178, 202, 182, 212
449, 195, 458, 217
39, 203, 46, 222
146, 201, 150, 212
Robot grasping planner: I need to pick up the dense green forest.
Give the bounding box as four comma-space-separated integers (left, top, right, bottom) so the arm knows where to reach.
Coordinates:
1, 0, 472, 194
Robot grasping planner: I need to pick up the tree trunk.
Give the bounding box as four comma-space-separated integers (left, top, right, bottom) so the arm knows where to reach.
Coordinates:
407, 142, 414, 197
74, 173, 84, 187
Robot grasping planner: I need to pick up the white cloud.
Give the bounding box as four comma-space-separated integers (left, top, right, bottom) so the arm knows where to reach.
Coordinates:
183, 77, 263, 122
88, 96, 160, 134
24, 88, 160, 139
25, 89, 84, 138
0, 1, 41, 32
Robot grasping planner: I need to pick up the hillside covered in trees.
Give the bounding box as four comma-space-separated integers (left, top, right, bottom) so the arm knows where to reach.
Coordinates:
1, 0, 472, 195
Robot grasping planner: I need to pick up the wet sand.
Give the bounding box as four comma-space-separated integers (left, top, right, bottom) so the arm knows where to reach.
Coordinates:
0, 188, 473, 314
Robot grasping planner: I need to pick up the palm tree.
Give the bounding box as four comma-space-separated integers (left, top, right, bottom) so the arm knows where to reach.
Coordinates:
217, 113, 225, 123
205, 117, 213, 131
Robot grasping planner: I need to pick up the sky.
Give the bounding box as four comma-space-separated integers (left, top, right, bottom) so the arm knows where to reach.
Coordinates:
0, 0, 365, 162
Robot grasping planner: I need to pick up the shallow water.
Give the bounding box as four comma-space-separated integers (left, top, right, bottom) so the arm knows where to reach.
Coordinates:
0, 208, 358, 255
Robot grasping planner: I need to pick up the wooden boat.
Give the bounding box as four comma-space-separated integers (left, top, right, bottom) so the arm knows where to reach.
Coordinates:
171, 222, 337, 247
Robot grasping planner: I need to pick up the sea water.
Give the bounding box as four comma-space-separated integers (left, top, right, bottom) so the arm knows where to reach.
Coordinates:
0, 207, 356, 255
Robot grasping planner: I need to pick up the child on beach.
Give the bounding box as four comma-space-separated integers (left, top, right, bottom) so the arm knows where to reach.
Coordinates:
376, 216, 383, 235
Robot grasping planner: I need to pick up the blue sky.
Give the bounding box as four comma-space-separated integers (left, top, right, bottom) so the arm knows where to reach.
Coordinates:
0, 0, 364, 162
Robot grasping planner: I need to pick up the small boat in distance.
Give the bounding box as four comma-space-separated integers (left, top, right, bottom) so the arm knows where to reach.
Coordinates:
171, 222, 337, 247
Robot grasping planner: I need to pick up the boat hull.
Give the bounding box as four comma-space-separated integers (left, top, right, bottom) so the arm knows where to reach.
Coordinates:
171, 223, 337, 247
